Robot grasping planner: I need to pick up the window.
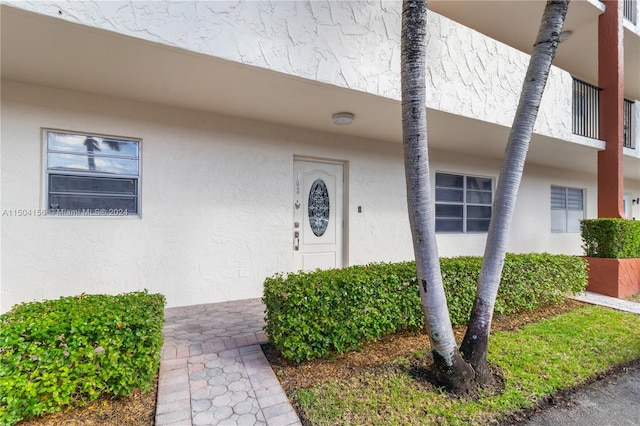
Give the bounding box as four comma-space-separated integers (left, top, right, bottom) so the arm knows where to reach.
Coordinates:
550, 186, 584, 233
435, 172, 493, 233
45, 130, 140, 216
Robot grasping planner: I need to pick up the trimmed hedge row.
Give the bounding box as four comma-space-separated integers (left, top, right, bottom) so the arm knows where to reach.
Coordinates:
263, 254, 587, 362
0, 291, 165, 425
581, 218, 640, 258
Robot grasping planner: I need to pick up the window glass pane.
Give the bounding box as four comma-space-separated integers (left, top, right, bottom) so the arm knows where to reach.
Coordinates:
435, 173, 494, 234
436, 219, 463, 233
467, 205, 492, 219
551, 186, 566, 209
567, 210, 584, 232
467, 219, 490, 232
466, 177, 492, 191
551, 209, 567, 233
435, 188, 463, 202
49, 194, 137, 213
46, 131, 140, 217
567, 188, 584, 210
435, 173, 463, 188
435, 204, 463, 218
48, 152, 139, 175
48, 132, 139, 157
50, 175, 137, 195
308, 179, 330, 237
466, 190, 492, 204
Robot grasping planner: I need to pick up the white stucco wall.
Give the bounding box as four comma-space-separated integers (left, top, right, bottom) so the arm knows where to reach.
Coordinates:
430, 150, 599, 257
5, 0, 587, 148
2, 81, 605, 312
1, 81, 416, 312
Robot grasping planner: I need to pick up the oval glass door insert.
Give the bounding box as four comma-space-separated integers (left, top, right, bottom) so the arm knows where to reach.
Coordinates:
308, 179, 330, 236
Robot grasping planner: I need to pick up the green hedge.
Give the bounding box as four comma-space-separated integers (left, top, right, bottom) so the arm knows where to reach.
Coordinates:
0, 291, 165, 425
581, 218, 640, 258
263, 254, 587, 362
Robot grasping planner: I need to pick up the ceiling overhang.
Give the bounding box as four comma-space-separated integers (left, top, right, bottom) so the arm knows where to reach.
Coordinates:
2, 4, 637, 181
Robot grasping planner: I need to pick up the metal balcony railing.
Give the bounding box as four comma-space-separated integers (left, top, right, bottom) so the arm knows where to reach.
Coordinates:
624, 98, 635, 148
624, 0, 637, 25
573, 78, 601, 139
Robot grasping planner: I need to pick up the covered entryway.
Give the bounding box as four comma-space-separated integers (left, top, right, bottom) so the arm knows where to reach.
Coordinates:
293, 159, 344, 271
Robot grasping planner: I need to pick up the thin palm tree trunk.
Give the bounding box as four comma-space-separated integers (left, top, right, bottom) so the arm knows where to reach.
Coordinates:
401, 0, 474, 392
460, 0, 570, 383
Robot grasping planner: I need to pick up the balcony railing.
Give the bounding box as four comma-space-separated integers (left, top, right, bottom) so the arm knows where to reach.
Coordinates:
573, 78, 601, 139
624, 98, 635, 148
624, 0, 637, 25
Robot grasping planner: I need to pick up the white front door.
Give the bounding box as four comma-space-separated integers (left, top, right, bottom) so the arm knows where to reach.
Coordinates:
293, 160, 344, 271
624, 193, 631, 219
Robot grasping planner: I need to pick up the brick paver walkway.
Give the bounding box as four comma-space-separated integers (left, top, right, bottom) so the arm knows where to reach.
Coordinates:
155, 298, 301, 426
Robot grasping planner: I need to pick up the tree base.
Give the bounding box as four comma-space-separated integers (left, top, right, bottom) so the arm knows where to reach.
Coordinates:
430, 350, 476, 395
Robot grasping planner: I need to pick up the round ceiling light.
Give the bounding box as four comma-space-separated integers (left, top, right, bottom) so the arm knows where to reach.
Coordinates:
332, 112, 354, 125
559, 30, 572, 42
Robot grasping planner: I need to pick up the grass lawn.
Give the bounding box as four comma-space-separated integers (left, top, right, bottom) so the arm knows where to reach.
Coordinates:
294, 305, 640, 425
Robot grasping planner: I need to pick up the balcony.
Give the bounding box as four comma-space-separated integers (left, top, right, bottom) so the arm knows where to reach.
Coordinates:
572, 78, 637, 150
625, 0, 638, 25
625, 98, 635, 148
573, 78, 601, 140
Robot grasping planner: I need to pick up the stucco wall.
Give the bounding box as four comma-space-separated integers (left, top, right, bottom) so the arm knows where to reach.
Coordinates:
2, 81, 604, 312
1, 81, 416, 312
5, 0, 584, 147
430, 150, 599, 257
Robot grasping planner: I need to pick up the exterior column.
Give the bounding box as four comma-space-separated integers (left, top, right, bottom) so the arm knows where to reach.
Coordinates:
597, 0, 625, 218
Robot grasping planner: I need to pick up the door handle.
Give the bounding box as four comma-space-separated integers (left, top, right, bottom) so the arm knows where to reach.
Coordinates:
294, 231, 299, 251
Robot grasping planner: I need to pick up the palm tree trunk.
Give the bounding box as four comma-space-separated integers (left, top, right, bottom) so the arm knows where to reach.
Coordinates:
460, 0, 570, 384
401, 0, 474, 393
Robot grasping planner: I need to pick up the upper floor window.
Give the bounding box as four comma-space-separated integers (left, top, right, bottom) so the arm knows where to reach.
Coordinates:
550, 186, 584, 233
45, 130, 140, 216
435, 172, 493, 233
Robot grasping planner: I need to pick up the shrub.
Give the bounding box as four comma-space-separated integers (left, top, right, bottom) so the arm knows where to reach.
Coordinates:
581, 218, 640, 258
0, 290, 165, 425
263, 254, 587, 362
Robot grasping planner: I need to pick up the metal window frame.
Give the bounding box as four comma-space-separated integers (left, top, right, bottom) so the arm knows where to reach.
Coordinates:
435, 172, 494, 234
43, 129, 142, 217
550, 185, 585, 233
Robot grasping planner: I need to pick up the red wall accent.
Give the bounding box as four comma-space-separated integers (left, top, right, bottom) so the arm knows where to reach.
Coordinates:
597, 0, 625, 218
585, 257, 640, 298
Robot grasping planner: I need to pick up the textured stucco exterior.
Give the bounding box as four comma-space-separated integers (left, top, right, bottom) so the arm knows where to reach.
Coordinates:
1, 81, 413, 310
2, 1, 639, 311
3, 0, 593, 145
1, 81, 605, 311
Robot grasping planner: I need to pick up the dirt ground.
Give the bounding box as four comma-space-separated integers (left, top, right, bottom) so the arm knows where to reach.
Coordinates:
15, 379, 157, 426
18, 299, 585, 425
263, 299, 586, 396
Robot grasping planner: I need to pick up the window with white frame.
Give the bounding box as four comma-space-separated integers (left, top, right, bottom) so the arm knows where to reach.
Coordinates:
435, 172, 493, 233
45, 130, 140, 216
550, 186, 584, 233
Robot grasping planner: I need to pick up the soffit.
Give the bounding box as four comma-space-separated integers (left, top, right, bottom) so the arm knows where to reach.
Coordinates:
430, 0, 639, 100
3, 4, 636, 181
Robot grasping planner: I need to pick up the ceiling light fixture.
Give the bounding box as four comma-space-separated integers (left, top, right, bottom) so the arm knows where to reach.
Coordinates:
559, 30, 572, 43
332, 112, 354, 125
